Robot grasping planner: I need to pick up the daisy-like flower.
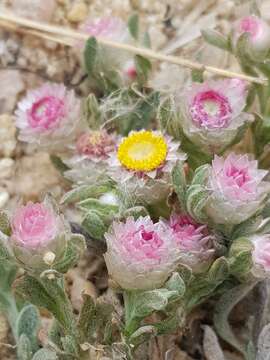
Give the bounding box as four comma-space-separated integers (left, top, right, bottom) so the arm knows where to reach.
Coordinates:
205, 153, 270, 225
10, 197, 73, 272
165, 213, 214, 271
108, 130, 186, 204
250, 234, 270, 278
180, 79, 253, 154
233, 15, 270, 60
64, 130, 117, 184
104, 216, 179, 290
15, 83, 81, 150
80, 16, 137, 83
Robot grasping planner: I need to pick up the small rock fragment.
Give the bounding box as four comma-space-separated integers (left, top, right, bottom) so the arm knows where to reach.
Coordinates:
12, 0, 56, 22
0, 114, 17, 158
67, 2, 88, 23
0, 71, 24, 114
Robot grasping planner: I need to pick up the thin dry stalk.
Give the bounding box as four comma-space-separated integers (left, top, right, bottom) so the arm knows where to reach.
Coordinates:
0, 11, 267, 85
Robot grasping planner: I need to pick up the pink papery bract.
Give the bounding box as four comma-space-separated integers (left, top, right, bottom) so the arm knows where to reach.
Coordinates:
12, 201, 58, 250
15, 83, 81, 150
104, 216, 180, 290
180, 79, 253, 154
206, 153, 269, 224
166, 213, 214, 271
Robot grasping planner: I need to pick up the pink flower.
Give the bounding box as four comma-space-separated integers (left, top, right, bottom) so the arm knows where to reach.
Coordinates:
233, 16, 270, 59
165, 213, 214, 271
180, 79, 253, 154
104, 217, 180, 290
64, 130, 117, 184
76, 130, 116, 160
169, 214, 209, 251
250, 235, 270, 277
206, 153, 270, 224
15, 83, 81, 149
11, 201, 58, 250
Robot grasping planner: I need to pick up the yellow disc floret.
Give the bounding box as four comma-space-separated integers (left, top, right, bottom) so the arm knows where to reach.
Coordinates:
117, 131, 168, 172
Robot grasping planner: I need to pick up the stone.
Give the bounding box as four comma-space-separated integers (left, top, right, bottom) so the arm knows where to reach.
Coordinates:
0, 114, 17, 157
67, 2, 88, 23
0, 158, 15, 179
12, 0, 56, 22
0, 71, 24, 114
0, 191, 10, 208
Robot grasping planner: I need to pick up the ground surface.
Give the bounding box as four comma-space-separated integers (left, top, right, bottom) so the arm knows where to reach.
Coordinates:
0, 0, 269, 359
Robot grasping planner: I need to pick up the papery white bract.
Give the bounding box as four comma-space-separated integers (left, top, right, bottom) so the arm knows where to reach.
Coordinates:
205, 153, 270, 224
180, 79, 253, 154
107, 130, 186, 204
104, 216, 180, 290
166, 213, 214, 271
233, 15, 270, 60
15, 83, 81, 150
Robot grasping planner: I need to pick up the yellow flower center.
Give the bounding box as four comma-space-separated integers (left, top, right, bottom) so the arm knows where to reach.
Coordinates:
117, 131, 168, 172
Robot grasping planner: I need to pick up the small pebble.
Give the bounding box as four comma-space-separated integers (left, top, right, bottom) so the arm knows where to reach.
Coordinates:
67, 2, 88, 23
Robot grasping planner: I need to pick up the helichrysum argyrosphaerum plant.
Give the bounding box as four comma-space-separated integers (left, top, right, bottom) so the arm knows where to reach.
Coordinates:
3, 6, 270, 360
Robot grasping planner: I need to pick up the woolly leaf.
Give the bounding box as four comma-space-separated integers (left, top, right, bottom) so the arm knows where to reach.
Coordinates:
257, 324, 270, 360
17, 334, 32, 360
84, 37, 98, 76
82, 210, 107, 240
135, 55, 152, 84
203, 326, 225, 360
214, 282, 257, 357
16, 305, 40, 352
32, 349, 58, 360
201, 29, 231, 51
172, 161, 187, 211
128, 14, 139, 40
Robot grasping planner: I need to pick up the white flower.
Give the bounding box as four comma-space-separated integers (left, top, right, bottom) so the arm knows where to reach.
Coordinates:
107, 130, 186, 204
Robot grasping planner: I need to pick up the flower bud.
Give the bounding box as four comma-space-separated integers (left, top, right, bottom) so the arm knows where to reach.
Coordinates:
15, 83, 81, 151
233, 16, 270, 61
64, 130, 117, 184
10, 197, 82, 273
166, 213, 214, 272
205, 153, 270, 225
104, 216, 180, 290
180, 79, 253, 154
